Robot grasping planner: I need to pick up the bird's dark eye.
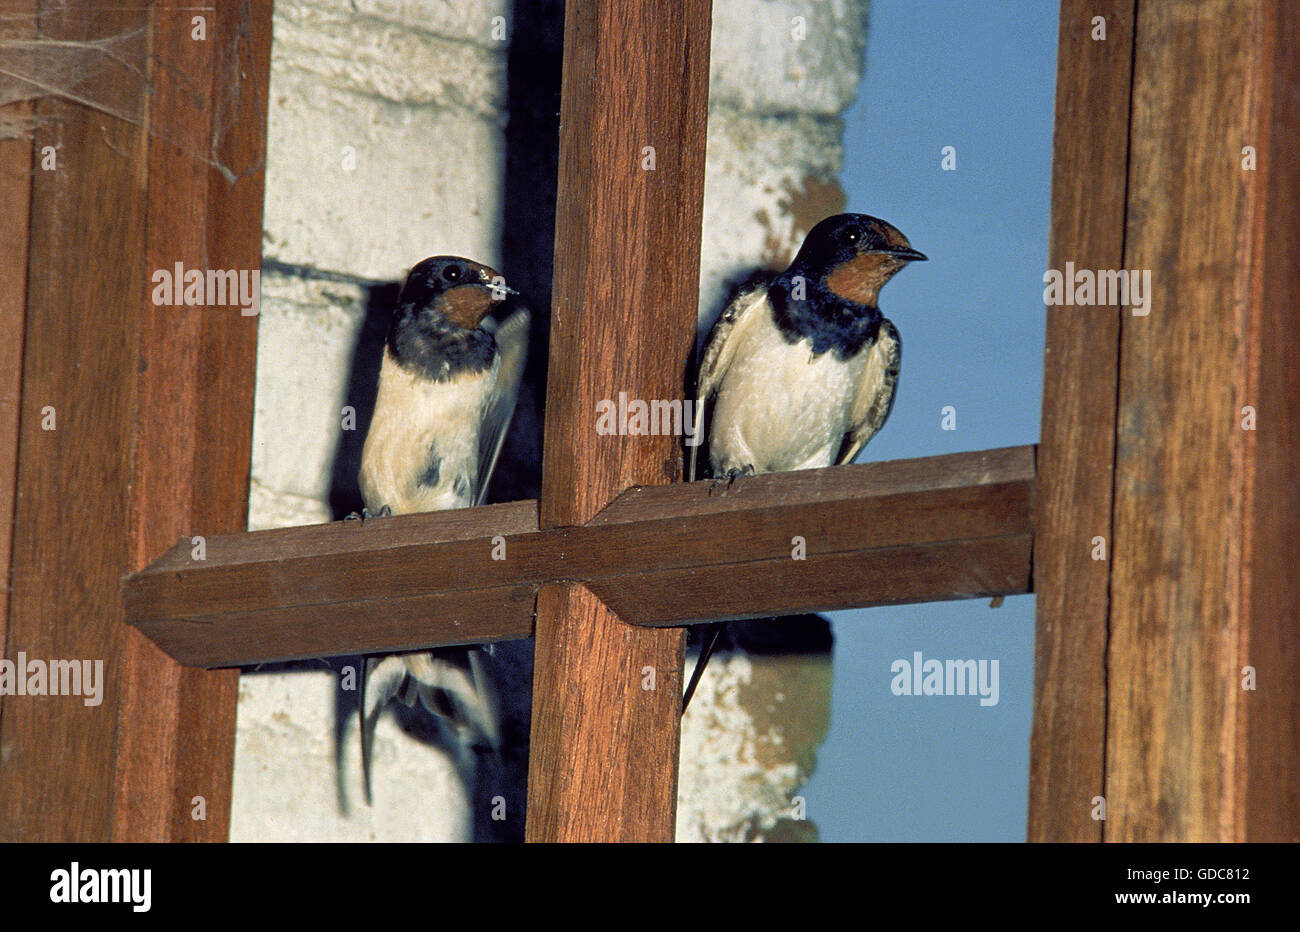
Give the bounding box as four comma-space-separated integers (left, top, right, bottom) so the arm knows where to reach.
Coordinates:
442, 264, 462, 282
844, 227, 861, 244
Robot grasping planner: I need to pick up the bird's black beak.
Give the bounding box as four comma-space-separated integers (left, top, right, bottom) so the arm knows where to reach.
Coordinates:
884, 246, 927, 262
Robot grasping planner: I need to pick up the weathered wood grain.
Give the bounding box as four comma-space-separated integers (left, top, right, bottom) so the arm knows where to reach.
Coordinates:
527, 0, 705, 842
1097, 0, 1300, 842
1028, 0, 1134, 843
526, 583, 685, 842
1238, 0, 1300, 844
0, 0, 271, 842
0, 0, 35, 724
124, 447, 1035, 669
0, 1, 153, 843
111, 0, 271, 844
1105, 0, 1298, 841
1031, 0, 1299, 846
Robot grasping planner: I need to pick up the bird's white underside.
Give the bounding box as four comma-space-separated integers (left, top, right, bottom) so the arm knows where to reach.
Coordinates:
704, 289, 897, 474
359, 347, 499, 514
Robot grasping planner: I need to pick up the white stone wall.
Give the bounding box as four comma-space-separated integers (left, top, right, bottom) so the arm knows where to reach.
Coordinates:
234, 0, 868, 843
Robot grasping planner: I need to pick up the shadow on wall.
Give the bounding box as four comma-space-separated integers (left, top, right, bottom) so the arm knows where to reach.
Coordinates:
328, 280, 398, 520
496, 0, 564, 506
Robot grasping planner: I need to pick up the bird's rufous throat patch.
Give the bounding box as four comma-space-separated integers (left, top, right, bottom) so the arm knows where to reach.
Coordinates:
824, 252, 908, 306
439, 280, 499, 329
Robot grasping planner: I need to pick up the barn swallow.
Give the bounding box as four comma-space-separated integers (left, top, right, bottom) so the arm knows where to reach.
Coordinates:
690, 213, 925, 481
682, 213, 925, 709
356, 255, 529, 803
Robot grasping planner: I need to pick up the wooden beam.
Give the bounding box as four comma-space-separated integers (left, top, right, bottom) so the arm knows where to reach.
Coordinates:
1103, 0, 1298, 841
128, 501, 541, 666
585, 446, 1032, 625
123, 446, 1035, 667
1028, 0, 1135, 843
0, 0, 271, 842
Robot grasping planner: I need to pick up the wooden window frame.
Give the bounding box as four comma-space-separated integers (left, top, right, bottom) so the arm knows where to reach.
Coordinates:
1, 0, 1295, 843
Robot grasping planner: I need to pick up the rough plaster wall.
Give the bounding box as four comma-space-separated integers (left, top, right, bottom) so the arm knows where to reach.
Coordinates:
234, 0, 868, 842
263, 0, 509, 281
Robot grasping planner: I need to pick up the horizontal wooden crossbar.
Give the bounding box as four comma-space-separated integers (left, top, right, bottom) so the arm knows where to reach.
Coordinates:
123, 445, 1036, 668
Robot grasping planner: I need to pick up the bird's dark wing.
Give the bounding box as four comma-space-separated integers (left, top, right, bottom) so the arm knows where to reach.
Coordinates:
474, 306, 529, 506
688, 283, 769, 481
837, 317, 901, 466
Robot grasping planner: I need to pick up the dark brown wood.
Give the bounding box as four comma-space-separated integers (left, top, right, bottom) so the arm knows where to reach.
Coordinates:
0, 1, 152, 843
1240, 0, 1300, 844
596, 538, 1030, 626
126, 501, 541, 665
0, 0, 35, 717
1027, 0, 1134, 843
124, 446, 1035, 667
527, 0, 710, 841
527, 583, 684, 842
111, 0, 271, 843
538, 1, 711, 528
1103, 0, 1298, 841
0, 0, 271, 842
589, 445, 1033, 622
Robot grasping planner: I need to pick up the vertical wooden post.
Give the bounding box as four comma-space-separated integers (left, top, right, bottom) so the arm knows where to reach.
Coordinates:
1237, 0, 1300, 843
0, 1, 271, 841
1028, 0, 1134, 843
0, 0, 35, 694
1104, 0, 1298, 841
1032, 0, 1299, 841
111, 1, 271, 843
526, 0, 712, 841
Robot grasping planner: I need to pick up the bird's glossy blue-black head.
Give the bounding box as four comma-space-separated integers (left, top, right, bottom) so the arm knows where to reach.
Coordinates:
397, 256, 513, 330
770, 213, 925, 358
787, 213, 926, 302
389, 256, 514, 380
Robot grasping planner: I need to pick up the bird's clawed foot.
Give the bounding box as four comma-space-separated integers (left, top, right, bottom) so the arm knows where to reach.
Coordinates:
708, 465, 754, 495
345, 505, 393, 521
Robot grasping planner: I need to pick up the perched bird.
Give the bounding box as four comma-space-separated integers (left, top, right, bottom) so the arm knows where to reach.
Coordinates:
357, 255, 529, 803
683, 213, 926, 708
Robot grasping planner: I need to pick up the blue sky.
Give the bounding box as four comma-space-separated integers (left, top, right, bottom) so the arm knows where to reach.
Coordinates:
799, 0, 1058, 841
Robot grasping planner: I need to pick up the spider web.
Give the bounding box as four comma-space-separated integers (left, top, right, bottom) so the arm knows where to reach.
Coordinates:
0, 3, 254, 183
